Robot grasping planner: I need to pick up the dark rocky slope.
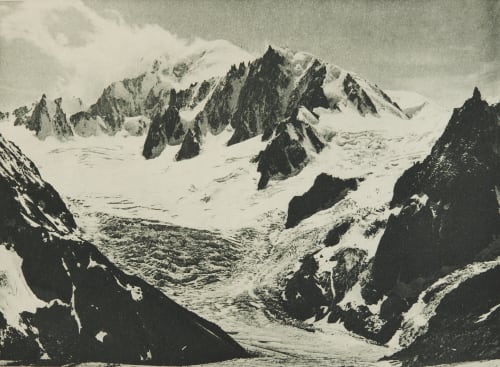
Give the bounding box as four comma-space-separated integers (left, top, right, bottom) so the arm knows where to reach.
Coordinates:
343, 73, 378, 116
175, 128, 201, 161
373, 87, 500, 295
285, 59, 330, 116
0, 133, 247, 364
143, 90, 184, 159
12, 105, 31, 126
393, 264, 500, 367
143, 84, 216, 159
284, 248, 369, 322
281, 90, 500, 363
374, 89, 500, 364
228, 46, 292, 145
283, 254, 329, 320
285, 173, 359, 228
193, 63, 248, 136
256, 108, 325, 190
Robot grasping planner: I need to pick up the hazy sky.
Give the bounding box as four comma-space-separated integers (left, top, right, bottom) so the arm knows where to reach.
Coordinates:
0, 0, 498, 111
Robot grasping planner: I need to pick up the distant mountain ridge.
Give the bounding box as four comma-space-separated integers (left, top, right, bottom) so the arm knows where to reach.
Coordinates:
9, 43, 406, 144
167, 45, 407, 161
7, 42, 411, 191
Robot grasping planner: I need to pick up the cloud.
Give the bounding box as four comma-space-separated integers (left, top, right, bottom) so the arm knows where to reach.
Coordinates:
0, 0, 197, 104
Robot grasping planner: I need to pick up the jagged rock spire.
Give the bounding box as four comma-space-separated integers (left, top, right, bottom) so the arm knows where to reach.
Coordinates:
472, 86, 481, 100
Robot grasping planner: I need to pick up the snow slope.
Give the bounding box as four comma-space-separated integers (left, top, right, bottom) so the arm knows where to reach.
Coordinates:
0, 102, 450, 233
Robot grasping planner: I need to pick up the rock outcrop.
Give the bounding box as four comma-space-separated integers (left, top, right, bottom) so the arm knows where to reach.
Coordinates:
284, 248, 370, 322
175, 128, 201, 161
88, 74, 149, 133
372, 88, 500, 295
12, 106, 30, 126
392, 263, 500, 367
70, 112, 107, 137
285, 59, 330, 116
28, 95, 73, 140
323, 220, 353, 246
228, 46, 292, 145
256, 108, 325, 190
0, 133, 247, 364
283, 254, 329, 320
285, 173, 359, 228
193, 63, 248, 136
143, 90, 186, 159
343, 73, 379, 116
281, 90, 500, 365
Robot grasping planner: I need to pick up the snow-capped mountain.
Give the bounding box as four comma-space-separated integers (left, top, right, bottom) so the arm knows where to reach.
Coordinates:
2, 34, 498, 367
70, 40, 253, 136
164, 45, 408, 163
0, 133, 246, 363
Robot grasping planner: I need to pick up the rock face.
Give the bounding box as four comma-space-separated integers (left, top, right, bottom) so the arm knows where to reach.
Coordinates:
285, 59, 330, 116
0, 133, 247, 364
0, 111, 8, 120
372, 88, 500, 295
283, 255, 329, 320
13, 106, 31, 126
323, 220, 352, 246
256, 108, 325, 190
28, 95, 73, 140
71, 40, 247, 138
285, 173, 359, 228
330, 248, 369, 303
281, 90, 500, 365
70, 112, 107, 137
89, 75, 147, 132
369, 89, 500, 365
143, 90, 186, 159
175, 128, 201, 161
193, 63, 247, 136
284, 248, 369, 322
228, 46, 292, 145
343, 73, 378, 116
392, 263, 500, 367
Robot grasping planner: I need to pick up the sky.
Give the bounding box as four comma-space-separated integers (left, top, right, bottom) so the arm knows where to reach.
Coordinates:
0, 0, 498, 111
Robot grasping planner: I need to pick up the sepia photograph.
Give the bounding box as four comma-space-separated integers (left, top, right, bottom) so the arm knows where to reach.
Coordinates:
0, 0, 498, 366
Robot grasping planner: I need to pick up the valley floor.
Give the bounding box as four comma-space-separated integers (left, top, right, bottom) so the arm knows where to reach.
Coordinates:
71, 211, 395, 367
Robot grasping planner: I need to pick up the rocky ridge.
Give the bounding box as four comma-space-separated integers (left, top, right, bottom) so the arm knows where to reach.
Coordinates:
172, 45, 407, 164
281, 88, 500, 365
